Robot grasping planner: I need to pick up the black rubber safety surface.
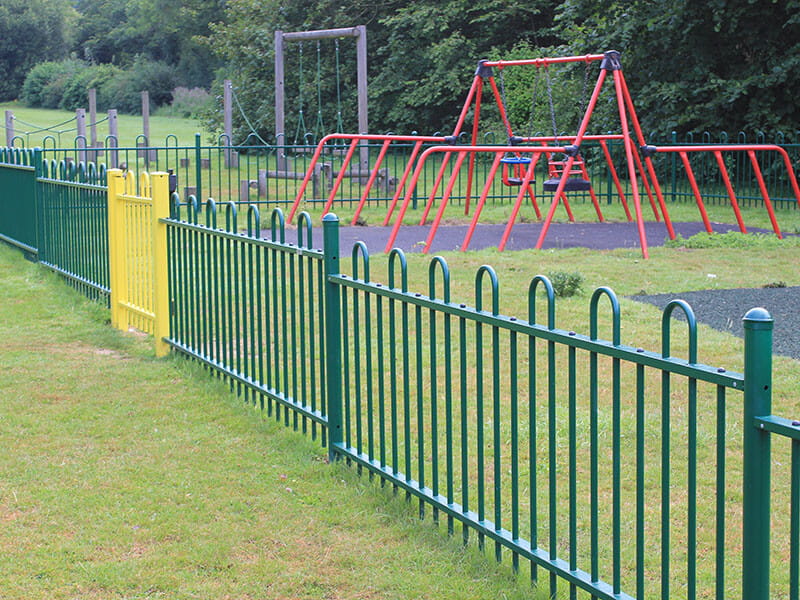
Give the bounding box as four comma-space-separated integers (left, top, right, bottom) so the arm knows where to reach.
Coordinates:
282, 220, 778, 254
629, 287, 800, 361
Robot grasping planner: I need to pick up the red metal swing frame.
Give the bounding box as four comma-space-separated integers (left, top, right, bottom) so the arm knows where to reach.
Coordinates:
286, 50, 800, 258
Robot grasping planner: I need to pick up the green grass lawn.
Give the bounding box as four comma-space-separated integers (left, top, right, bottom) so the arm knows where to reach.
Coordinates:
0, 102, 210, 149
0, 242, 546, 600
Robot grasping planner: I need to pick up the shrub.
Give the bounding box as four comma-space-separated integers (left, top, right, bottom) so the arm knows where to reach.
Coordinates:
154, 87, 212, 119
103, 57, 178, 114
22, 60, 84, 108
547, 271, 584, 298
60, 64, 122, 111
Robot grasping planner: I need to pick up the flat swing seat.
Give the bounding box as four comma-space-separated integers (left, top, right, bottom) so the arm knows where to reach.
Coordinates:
500, 155, 534, 187
543, 177, 592, 192
543, 157, 591, 192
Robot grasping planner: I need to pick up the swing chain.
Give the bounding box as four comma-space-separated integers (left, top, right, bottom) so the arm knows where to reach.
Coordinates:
314, 40, 326, 139
577, 60, 591, 129
527, 68, 540, 139
545, 67, 558, 142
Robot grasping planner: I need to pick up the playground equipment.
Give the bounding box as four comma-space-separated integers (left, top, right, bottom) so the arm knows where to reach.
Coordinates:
274, 26, 368, 169
287, 50, 800, 257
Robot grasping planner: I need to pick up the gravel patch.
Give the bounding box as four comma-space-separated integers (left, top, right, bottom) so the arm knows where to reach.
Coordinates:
628, 287, 800, 361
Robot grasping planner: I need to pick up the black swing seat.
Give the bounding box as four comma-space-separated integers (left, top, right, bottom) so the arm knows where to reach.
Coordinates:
543, 157, 591, 192
543, 177, 592, 192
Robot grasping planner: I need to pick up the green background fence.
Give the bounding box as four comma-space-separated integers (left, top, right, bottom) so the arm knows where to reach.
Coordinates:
5, 131, 797, 218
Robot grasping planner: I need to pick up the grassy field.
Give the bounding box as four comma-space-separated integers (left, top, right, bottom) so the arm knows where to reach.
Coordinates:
0, 241, 555, 600
0, 102, 210, 148
3, 231, 800, 598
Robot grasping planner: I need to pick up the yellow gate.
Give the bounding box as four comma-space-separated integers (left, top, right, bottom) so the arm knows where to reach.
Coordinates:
107, 169, 170, 357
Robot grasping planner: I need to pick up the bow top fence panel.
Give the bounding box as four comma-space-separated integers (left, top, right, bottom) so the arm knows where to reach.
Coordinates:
164, 202, 329, 442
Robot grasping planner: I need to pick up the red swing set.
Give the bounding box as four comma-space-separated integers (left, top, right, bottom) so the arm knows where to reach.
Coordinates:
287, 50, 800, 257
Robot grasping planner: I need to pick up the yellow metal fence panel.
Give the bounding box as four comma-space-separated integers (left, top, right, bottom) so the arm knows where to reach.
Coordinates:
107, 169, 170, 357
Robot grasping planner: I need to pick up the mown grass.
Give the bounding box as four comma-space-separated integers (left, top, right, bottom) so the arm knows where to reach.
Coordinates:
0, 102, 209, 149
3, 229, 800, 598
348, 240, 800, 599
0, 242, 547, 600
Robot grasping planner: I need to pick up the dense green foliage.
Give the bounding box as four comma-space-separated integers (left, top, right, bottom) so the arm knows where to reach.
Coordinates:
206, 0, 800, 141
204, 0, 563, 142
0, 0, 76, 101
7, 0, 224, 104
7, 0, 800, 135
554, 0, 800, 134
72, 0, 225, 88
21, 58, 178, 114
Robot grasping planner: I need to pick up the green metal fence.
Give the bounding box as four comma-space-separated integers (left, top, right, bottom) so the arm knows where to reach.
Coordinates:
157, 205, 797, 600
27, 132, 799, 219
0, 147, 38, 255
165, 198, 329, 442
2, 139, 799, 599
37, 157, 110, 300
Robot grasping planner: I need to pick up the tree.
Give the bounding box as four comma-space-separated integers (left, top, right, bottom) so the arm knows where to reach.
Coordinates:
553, 0, 800, 135
72, 0, 226, 87
370, 0, 561, 134
0, 0, 77, 101
204, 0, 563, 139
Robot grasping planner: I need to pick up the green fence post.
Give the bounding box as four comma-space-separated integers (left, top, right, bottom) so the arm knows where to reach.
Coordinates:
742, 307, 773, 600
32, 147, 42, 260
323, 213, 343, 462
194, 133, 202, 202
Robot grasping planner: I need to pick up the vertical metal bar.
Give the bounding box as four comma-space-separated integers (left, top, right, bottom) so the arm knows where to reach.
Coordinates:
742, 307, 773, 600
342, 283, 351, 449
661, 367, 671, 599
351, 255, 362, 455
476, 313, 485, 551
364, 263, 374, 463
194, 133, 202, 203
459, 307, 469, 545
444, 294, 454, 534
280, 236, 290, 424
316, 254, 326, 446
402, 285, 411, 494
791, 440, 800, 600
612, 353, 621, 594
150, 172, 170, 357
568, 344, 577, 600
415, 299, 425, 517
636, 363, 646, 600
492, 316, 501, 561
716, 385, 726, 600
322, 214, 342, 462
428, 282, 439, 521
590, 345, 599, 584
256, 239, 265, 412
377, 291, 386, 466
548, 332, 557, 597
510, 329, 519, 572
688, 372, 698, 600
289, 248, 298, 426
298, 242, 309, 424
